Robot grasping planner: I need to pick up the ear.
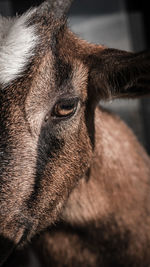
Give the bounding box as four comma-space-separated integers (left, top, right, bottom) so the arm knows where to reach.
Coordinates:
84, 48, 150, 101
39, 0, 73, 18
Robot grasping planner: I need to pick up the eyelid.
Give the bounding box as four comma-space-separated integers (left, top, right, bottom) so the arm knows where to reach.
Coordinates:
57, 95, 80, 103
56, 97, 79, 107
54, 96, 80, 107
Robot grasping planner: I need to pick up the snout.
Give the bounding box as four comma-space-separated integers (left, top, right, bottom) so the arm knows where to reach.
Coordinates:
0, 138, 38, 265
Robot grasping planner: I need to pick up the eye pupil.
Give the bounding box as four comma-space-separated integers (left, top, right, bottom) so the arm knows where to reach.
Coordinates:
55, 103, 75, 117
56, 104, 75, 116
53, 98, 78, 118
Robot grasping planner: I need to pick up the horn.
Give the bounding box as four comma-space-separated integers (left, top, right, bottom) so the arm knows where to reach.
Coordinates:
39, 0, 74, 18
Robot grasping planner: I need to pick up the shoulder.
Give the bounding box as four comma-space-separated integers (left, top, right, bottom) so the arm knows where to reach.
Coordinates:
94, 105, 150, 168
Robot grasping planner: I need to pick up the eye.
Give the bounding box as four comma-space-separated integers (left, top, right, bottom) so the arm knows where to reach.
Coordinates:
52, 98, 79, 119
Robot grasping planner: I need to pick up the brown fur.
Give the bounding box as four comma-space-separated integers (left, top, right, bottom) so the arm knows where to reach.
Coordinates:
1, 1, 150, 266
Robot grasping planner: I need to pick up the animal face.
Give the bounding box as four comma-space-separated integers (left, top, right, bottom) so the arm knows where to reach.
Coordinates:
0, 0, 150, 265
0, 4, 94, 264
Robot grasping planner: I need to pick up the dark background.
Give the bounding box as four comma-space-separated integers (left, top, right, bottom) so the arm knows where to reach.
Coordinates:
0, 0, 150, 153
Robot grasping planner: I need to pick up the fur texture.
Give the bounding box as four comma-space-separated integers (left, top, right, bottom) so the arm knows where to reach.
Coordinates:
0, 0, 150, 266
0, 9, 38, 86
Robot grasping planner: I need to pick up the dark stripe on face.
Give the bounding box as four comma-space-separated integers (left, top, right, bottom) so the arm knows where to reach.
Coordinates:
55, 57, 72, 88
50, 26, 73, 88
27, 120, 65, 209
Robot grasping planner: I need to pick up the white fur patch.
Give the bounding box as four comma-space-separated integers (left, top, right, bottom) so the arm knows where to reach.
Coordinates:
0, 9, 38, 86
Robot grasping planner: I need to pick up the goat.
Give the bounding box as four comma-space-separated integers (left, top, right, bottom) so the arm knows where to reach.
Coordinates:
0, 0, 150, 266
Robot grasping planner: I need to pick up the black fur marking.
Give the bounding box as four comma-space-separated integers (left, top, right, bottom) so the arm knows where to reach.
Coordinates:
27, 120, 65, 208
51, 26, 73, 89
54, 57, 72, 88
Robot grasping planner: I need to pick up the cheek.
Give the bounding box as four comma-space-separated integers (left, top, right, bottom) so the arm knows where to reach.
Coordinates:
42, 119, 93, 191
27, 118, 93, 230
37, 110, 93, 183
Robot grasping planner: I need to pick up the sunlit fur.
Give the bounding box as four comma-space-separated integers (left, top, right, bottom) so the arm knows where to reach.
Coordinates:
0, 1, 150, 267
0, 9, 38, 86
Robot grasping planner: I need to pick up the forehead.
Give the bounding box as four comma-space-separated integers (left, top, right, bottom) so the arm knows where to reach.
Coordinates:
32, 14, 88, 98
29, 49, 88, 103
0, 8, 88, 106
